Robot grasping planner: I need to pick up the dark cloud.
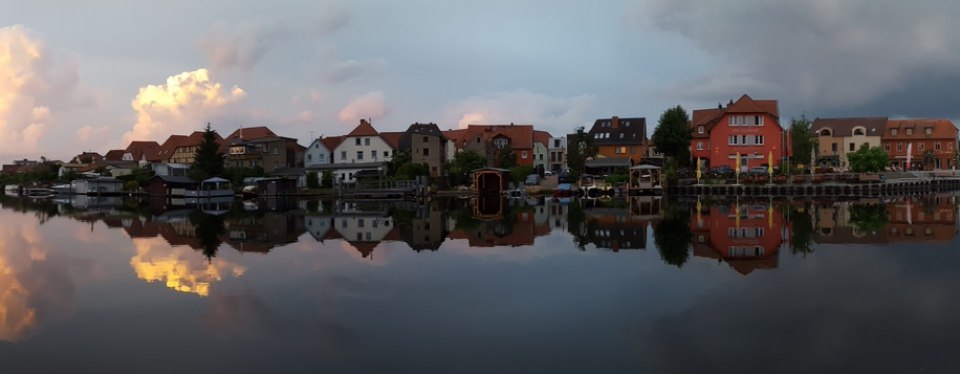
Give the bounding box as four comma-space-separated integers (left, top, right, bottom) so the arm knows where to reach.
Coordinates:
198, 22, 285, 71
641, 0, 960, 119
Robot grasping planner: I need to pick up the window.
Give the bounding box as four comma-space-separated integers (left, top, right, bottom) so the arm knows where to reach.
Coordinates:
307, 154, 312, 161
630, 146, 636, 154
423, 148, 430, 156
891, 129, 898, 136
697, 126, 704, 134
729, 136, 738, 145
754, 116, 763, 125
423, 136, 429, 142
341, 151, 346, 160
554, 140, 560, 147
521, 151, 528, 159
365, 138, 371, 146
936, 142, 942, 151
371, 150, 377, 159
831, 143, 838, 152
619, 146, 627, 154
741, 135, 747, 144
318, 154, 325, 161
919, 143, 925, 151
358, 218, 364, 228
820, 129, 831, 136
905, 128, 913, 135
853, 128, 865, 136
849, 143, 855, 151
897, 143, 903, 151
539, 154, 543, 160
697, 142, 704, 151
884, 144, 891, 151
925, 127, 933, 135
357, 151, 364, 160
493, 138, 509, 149
355, 138, 361, 146
755, 135, 764, 145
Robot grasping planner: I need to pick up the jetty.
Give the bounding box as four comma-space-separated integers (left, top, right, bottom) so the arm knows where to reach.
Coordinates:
669, 171, 960, 197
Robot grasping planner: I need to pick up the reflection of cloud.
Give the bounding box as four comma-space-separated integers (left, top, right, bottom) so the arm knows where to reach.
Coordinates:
122, 68, 245, 145
338, 91, 387, 124
0, 256, 36, 342
130, 238, 246, 297
203, 290, 275, 337
441, 232, 577, 263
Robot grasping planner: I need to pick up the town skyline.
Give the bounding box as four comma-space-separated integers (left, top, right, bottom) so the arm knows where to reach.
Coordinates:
3, 1, 960, 162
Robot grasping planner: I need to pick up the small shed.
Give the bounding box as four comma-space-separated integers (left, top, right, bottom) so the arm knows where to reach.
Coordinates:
73, 177, 124, 195
471, 167, 510, 195
628, 164, 663, 195
585, 157, 633, 175
145, 175, 198, 197
256, 177, 299, 196
196, 177, 233, 197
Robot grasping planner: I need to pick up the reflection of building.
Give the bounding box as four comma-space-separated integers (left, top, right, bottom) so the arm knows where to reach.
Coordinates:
448, 197, 552, 248
886, 196, 958, 243
399, 202, 448, 252
223, 211, 306, 253
691, 201, 790, 275
813, 202, 888, 244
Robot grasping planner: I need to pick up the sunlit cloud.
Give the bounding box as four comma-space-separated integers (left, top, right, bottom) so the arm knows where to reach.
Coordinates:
442, 91, 596, 134
122, 68, 246, 145
129, 238, 246, 297
0, 25, 84, 156
338, 91, 387, 124
75, 125, 110, 145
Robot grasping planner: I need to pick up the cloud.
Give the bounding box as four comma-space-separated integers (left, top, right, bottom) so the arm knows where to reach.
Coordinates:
75, 125, 110, 145
639, 1, 960, 117
338, 91, 387, 124
198, 22, 283, 72
442, 90, 597, 135
0, 25, 84, 155
326, 58, 386, 83
316, 1, 351, 35
123, 68, 246, 145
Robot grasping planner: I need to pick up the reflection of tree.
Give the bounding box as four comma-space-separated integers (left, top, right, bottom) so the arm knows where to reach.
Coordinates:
849, 204, 889, 235
566, 200, 588, 250
653, 199, 692, 267
788, 203, 815, 256
190, 212, 225, 260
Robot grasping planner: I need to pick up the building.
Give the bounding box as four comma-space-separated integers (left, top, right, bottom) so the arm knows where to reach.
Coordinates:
304, 136, 335, 167
71, 152, 104, 164
882, 119, 958, 170
329, 120, 394, 184
399, 123, 447, 178
123, 141, 161, 166
690, 201, 790, 275
222, 126, 304, 173
533, 130, 552, 174
812, 117, 886, 169
690, 95, 787, 171
588, 116, 648, 165
446, 124, 535, 167
548, 135, 567, 172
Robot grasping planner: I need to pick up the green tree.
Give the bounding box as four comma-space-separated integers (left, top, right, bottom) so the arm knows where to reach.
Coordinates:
849, 203, 889, 235
787, 202, 815, 256
653, 199, 692, 267
566, 126, 597, 178
306, 171, 320, 189
790, 115, 817, 166
509, 165, 535, 185
847, 144, 889, 173
190, 123, 225, 180
388, 150, 412, 175
446, 150, 487, 186
321, 170, 334, 188
651, 105, 692, 167
495, 145, 517, 168
396, 162, 430, 180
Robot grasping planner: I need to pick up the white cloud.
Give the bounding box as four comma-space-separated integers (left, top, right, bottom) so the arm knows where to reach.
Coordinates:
442, 90, 597, 135
326, 58, 386, 83
338, 91, 387, 124
75, 125, 110, 144
123, 68, 246, 145
198, 22, 282, 72
0, 25, 84, 156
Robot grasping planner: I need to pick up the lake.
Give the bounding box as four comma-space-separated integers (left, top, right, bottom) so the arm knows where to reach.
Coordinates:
0, 194, 958, 373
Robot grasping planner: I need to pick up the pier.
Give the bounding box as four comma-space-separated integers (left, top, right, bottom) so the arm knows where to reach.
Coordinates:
669, 174, 960, 197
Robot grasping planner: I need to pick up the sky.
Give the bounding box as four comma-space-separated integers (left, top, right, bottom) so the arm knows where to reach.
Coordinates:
2, 0, 959, 161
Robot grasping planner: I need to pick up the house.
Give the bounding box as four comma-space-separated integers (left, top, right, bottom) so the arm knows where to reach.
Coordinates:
227, 135, 303, 172
882, 119, 958, 170
812, 117, 886, 169
533, 130, 552, 174
690, 95, 788, 172
123, 141, 161, 166
104, 150, 125, 162
304, 136, 337, 167
447, 124, 535, 167
689, 202, 789, 275
145, 175, 198, 197
329, 120, 394, 184
548, 135, 566, 172
588, 116, 648, 165
150, 132, 224, 165
399, 123, 447, 178
73, 177, 124, 195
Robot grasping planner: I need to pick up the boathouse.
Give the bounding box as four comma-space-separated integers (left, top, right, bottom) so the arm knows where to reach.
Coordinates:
471, 167, 510, 194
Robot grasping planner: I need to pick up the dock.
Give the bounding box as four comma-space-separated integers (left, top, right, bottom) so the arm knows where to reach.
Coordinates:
669, 174, 960, 197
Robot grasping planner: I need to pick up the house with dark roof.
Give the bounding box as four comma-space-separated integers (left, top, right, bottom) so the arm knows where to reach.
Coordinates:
882, 119, 958, 170
305, 136, 336, 167
812, 117, 886, 168
223, 126, 304, 173
588, 116, 648, 165
71, 151, 104, 164
399, 123, 447, 178
123, 141, 161, 166
690, 94, 787, 171
104, 149, 125, 162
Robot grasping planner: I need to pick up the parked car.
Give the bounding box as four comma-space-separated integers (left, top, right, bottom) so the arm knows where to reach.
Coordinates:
525, 174, 540, 185
544, 170, 554, 176
709, 165, 734, 178
746, 166, 769, 176
557, 171, 574, 184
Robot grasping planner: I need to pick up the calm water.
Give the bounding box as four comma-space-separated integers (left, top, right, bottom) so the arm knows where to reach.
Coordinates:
0, 193, 958, 373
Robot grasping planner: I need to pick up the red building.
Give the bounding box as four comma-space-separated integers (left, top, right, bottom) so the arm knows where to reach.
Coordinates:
882, 119, 958, 170
691, 201, 790, 275
690, 95, 788, 172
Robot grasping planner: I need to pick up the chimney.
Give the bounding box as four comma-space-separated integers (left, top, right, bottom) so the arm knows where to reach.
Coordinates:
611, 116, 620, 128
727, 99, 734, 107
718, 103, 723, 109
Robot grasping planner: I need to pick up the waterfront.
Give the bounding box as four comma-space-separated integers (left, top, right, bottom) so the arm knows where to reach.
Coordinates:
0, 194, 958, 373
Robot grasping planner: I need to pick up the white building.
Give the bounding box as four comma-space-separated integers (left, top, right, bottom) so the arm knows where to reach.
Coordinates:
330, 120, 394, 184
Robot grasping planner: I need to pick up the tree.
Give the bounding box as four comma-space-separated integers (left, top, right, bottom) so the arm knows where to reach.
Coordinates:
847, 144, 889, 173
446, 150, 487, 186
651, 105, 692, 167
653, 199, 692, 267
388, 150, 412, 175
190, 123, 225, 180
509, 165, 535, 185
790, 115, 817, 166
396, 162, 430, 180
849, 203, 889, 235
306, 171, 320, 189
321, 170, 334, 188
494, 145, 517, 168
566, 126, 597, 178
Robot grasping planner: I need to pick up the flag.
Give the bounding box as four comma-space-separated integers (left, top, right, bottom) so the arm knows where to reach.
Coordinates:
735, 152, 741, 175
768, 151, 774, 176
696, 157, 702, 180
906, 143, 913, 170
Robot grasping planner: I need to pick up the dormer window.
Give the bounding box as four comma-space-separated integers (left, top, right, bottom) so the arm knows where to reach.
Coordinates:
891, 129, 898, 136
820, 129, 831, 136
905, 128, 913, 135
853, 128, 865, 136
493, 138, 509, 149
925, 127, 933, 135
697, 126, 704, 134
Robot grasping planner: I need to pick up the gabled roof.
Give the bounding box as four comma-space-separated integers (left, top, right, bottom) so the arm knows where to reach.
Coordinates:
104, 149, 125, 161
380, 131, 403, 150
588, 117, 646, 146
398, 123, 446, 150
884, 119, 959, 140
533, 130, 552, 146
725, 94, 779, 116
224, 126, 276, 142
346, 119, 379, 137
442, 129, 467, 149
812, 117, 887, 137
690, 95, 780, 137
125, 141, 161, 161
150, 135, 188, 162
461, 124, 534, 149
321, 136, 343, 151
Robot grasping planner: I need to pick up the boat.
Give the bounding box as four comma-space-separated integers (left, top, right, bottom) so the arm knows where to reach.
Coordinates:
241, 184, 258, 199
26, 187, 56, 197
4, 184, 20, 196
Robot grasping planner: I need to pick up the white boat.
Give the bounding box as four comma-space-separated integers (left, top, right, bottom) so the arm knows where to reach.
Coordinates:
26, 188, 56, 197
4, 184, 20, 196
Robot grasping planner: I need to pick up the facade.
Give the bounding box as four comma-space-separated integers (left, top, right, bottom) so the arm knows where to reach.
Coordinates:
588, 116, 648, 165
690, 202, 790, 275
399, 123, 447, 178
882, 119, 958, 170
548, 136, 566, 172
123, 141, 161, 166
690, 95, 787, 171
304, 137, 333, 167
533, 130, 552, 174
812, 117, 886, 169
333, 120, 395, 165
446, 124, 535, 167
227, 136, 303, 172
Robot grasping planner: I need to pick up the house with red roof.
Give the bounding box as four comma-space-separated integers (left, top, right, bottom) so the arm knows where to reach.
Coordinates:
690, 94, 788, 172
533, 130, 552, 173
445, 124, 535, 167
223, 126, 303, 172
882, 119, 958, 170
317, 119, 395, 184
